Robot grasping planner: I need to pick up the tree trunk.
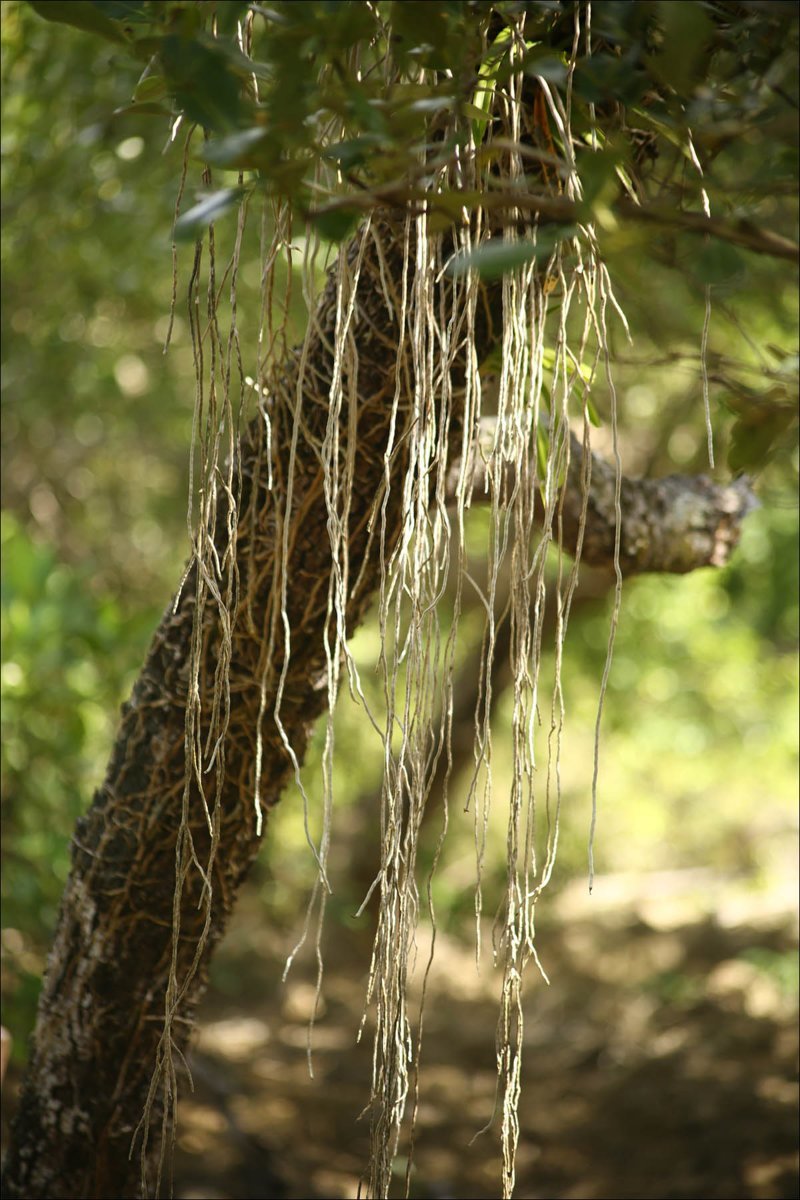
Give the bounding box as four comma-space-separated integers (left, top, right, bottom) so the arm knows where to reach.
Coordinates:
2, 218, 418, 1200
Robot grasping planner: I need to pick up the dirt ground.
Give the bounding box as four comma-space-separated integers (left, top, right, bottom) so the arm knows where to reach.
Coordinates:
164, 869, 799, 1200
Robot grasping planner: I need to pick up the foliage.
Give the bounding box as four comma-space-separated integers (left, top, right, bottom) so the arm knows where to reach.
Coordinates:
99, 0, 800, 478
7, 1, 797, 481
0, 513, 157, 1053
24, 3, 799, 229
1, 0, 189, 602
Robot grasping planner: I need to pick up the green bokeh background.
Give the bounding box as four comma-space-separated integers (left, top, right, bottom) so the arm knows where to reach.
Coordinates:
1, 2, 797, 1060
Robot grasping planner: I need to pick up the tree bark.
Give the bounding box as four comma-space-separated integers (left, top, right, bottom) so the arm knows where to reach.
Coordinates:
463, 416, 757, 575
1, 216, 755, 1199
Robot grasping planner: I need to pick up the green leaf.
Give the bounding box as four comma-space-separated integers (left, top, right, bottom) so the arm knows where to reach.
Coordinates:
457, 101, 493, 123
728, 410, 796, 473
214, 1, 251, 36
174, 188, 245, 240
536, 424, 550, 483
343, 82, 387, 136
691, 240, 746, 286
95, 1, 149, 21
195, 33, 273, 82
523, 46, 568, 86
651, 0, 714, 98
585, 393, 603, 427
250, 4, 291, 25
159, 35, 244, 131
199, 128, 271, 169
574, 51, 647, 106
724, 386, 798, 472
535, 422, 567, 493
577, 145, 624, 214
765, 344, 798, 364
447, 228, 577, 281
404, 95, 456, 115
29, 1, 128, 44
310, 206, 362, 243
472, 27, 513, 145
112, 101, 172, 119
389, 0, 464, 70
717, 381, 790, 418
133, 72, 168, 103
323, 135, 384, 171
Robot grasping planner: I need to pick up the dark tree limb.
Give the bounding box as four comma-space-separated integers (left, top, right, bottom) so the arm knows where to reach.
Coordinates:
311, 188, 800, 264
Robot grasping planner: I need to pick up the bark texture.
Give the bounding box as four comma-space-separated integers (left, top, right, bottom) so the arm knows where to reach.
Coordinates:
560, 441, 757, 574
2, 218, 754, 1199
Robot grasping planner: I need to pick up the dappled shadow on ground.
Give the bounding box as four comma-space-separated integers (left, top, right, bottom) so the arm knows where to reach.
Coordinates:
170, 872, 799, 1200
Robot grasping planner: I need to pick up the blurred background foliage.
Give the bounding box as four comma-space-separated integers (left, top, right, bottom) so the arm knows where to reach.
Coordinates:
1, 0, 798, 1060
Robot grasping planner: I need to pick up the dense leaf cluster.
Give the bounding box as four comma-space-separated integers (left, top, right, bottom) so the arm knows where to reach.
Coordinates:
26, 2, 798, 474
28, 3, 798, 236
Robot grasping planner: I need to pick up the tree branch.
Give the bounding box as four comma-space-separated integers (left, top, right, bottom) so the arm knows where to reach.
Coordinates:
461, 417, 758, 574
310, 188, 800, 264
615, 199, 800, 265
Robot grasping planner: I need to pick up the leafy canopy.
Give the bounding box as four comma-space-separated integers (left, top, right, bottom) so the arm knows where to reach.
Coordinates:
29, 2, 798, 234
28, 1, 799, 472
